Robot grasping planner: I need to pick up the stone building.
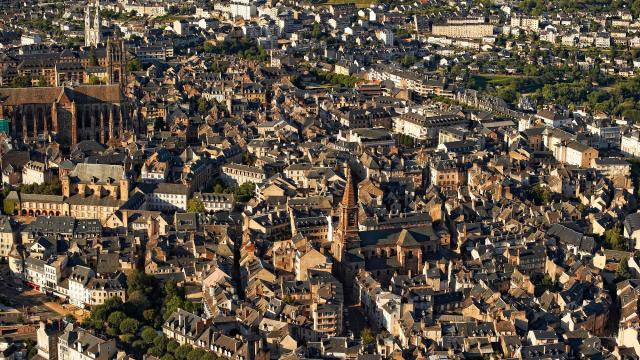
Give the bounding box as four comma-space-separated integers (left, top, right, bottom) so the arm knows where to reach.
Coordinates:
62, 163, 130, 201
0, 39, 127, 87
85, 0, 102, 47
0, 85, 138, 147
331, 167, 440, 295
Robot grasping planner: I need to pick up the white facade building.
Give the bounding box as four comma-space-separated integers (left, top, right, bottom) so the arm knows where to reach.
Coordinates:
230, 0, 257, 20
146, 183, 189, 211
621, 132, 640, 157
22, 161, 51, 185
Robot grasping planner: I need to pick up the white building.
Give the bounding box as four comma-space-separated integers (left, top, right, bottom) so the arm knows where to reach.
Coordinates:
173, 20, 190, 36
230, 0, 257, 20
378, 29, 394, 46
69, 266, 94, 308
123, 3, 167, 17
621, 132, 640, 157
192, 192, 235, 213
141, 161, 168, 182
220, 163, 266, 187
536, 109, 572, 128
68, 266, 126, 309
146, 183, 189, 211
510, 15, 540, 31
587, 122, 620, 149
21, 34, 42, 46
25, 254, 68, 297
596, 32, 611, 48
22, 160, 52, 185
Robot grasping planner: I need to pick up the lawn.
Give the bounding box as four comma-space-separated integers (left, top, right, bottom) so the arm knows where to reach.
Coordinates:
325, 0, 378, 7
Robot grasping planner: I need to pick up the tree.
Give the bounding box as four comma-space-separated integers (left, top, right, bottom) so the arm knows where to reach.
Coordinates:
529, 185, 551, 205
25, 340, 37, 359
235, 182, 256, 202
120, 334, 136, 344
153, 335, 168, 352
164, 280, 182, 298
88, 75, 104, 85
604, 226, 626, 250
617, 257, 631, 281
128, 270, 159, 295
166, 340, 180, 354
163, 296, 186, 320
132, 339, 147, 354
174, 345, 193, 360
148, 346, 165, 357
187, 348, 209, 360
311, 23, 323, 39
203, 42, 215, 53
127, 58, 142, 72
161, 355, 176, 360
143, 309, 157, 324
213, 183, 224, 193
141, 326, 157, 344
119, 318, 140, 335
187, 199, 205, 213
10, 75, 32, 88
91, 297, 123, 323
497, 86, 517, 104
361, 327, 375, 345
400, 54, 417, 68
633, 0, 640, 18
108, 311, 127, 329
197, 98, 210, 115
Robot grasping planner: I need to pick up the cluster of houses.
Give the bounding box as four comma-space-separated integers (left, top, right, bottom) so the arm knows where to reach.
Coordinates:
1, 0, 640, 359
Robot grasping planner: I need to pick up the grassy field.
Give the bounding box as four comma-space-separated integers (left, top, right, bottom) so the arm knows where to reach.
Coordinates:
470, 74, 535, 91
325, 0, 378, 7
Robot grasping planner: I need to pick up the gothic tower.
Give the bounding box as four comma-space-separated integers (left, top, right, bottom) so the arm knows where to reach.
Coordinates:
106, 37, 126, 84
85, 0, 102, 47
331, 166, 360, 263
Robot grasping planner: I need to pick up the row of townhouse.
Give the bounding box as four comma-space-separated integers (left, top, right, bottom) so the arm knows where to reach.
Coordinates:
22, 254, 125, 309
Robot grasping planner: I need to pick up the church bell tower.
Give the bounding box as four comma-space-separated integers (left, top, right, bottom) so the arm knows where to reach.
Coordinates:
331, 166, 360, 262
85, 0, 102, 47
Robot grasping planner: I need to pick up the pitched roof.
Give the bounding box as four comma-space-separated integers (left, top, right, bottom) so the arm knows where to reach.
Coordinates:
0, 85, 123, 106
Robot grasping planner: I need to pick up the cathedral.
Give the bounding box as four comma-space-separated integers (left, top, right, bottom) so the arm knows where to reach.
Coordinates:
330, 167, 441, 298
0, 0, 126, 87
0, 85, 140, 147
0, 2, 134, 147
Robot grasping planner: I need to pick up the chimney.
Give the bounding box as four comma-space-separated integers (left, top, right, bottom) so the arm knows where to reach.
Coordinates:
195, 321, 204, 334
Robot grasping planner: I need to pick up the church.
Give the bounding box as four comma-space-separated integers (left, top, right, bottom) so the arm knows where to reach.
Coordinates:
0, 0, 136, 148
0, 0, 126, 88
330, 167, 441, 297
0, 85, 140, 147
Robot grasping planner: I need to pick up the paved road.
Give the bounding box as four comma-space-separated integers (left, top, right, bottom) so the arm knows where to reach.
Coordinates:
0, 265, 71, 321
345, 305, 375, 337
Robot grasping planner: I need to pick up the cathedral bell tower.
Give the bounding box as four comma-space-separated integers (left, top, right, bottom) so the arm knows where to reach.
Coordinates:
331, 166, 360, 263
85, 0, 102, 47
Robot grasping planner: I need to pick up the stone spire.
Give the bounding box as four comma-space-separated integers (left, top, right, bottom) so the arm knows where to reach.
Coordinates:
341, 165, 356, 209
